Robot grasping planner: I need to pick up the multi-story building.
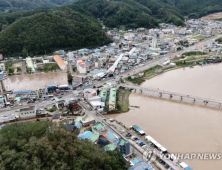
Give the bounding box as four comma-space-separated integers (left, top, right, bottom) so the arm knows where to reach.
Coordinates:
77, 60, 87, 74
117, 138, 130, 155
18, 106, 36, 119
109, 88, 117, 111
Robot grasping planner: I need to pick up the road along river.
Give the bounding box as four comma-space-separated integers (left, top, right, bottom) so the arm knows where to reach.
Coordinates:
109, 63, 222, 170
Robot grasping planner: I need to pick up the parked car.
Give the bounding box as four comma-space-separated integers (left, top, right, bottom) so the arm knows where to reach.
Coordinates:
125, 133, 132, 137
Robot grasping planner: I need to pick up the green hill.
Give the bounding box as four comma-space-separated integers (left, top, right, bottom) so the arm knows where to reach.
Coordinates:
0, 0, 77, 13
0, 121, 127, 170
0, 8, 112, 56
70, 0, 184, 29
159, 0, 222, 18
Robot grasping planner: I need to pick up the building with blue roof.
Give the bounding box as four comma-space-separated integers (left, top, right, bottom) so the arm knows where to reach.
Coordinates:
47, 84, 57, 93
78, 131, 93, 140
13, 90, 32, 94
74, 122, 82, 129
132, 125, 145, 135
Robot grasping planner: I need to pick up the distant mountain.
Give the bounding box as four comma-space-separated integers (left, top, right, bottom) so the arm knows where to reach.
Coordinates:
0, 0, 77, 13
2, 0, 222, 57
0, 8, 112, 56
159, 0, 222, 18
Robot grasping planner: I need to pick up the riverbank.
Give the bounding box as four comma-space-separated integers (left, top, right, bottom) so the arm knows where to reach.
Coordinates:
125, 52, 220, 85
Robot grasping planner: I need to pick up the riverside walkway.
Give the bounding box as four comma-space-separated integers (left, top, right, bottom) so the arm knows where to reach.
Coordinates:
119, 84, 222, 109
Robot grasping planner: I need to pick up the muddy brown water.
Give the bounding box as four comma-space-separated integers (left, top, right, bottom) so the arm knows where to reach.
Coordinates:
109, 64, 222, 170
3, 72, 67, 91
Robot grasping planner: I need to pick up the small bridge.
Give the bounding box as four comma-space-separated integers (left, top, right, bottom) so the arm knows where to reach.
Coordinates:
119, 84, 222, 109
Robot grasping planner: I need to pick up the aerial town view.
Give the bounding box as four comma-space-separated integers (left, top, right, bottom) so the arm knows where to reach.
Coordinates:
1, 0, 222, 170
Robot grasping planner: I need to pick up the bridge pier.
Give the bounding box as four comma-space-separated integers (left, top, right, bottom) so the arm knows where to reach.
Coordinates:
170, 94, 173, 99
159, 93, 162, 97
193, 99, 196, 103
180, 96, 183, 101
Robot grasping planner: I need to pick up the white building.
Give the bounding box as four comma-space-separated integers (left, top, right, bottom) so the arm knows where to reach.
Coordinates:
77, 60, 87, 74
151, 38, 157, 48
19, 106, 36, 119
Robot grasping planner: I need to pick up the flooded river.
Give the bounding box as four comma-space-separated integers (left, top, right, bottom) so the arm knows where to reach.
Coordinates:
110, 64, 222, 170
3, 72, 67, 91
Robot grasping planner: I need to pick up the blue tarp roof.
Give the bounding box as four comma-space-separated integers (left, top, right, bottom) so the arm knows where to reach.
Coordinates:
48, 84, 57, 87
107, 131, 116, 139
74, 122, 82, 128
78, 131, 92, 140
13, 90, 32, 94
132, 125, 142, 132
113, 139, 120, 145
185, 167, 192, 170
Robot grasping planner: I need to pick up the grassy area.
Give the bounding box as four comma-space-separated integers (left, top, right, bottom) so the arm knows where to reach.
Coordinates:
194, 35, 205, 41
183, 51, 207, 56
37, 63, 59, 72
126, 65, 162, 85
116, 88, 131, 113
48, 106, 57, 112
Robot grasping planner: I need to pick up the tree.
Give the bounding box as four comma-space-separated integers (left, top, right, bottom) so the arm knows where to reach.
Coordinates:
8, 67, 14, 74
67, 72, 73, 84
27, 67, 32, 74
72, 66, 77, 72
17, 67, 22, 72
0, 122, 127, 170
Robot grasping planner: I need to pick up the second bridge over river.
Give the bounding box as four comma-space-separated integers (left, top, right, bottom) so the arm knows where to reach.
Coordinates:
119, 84, 222, 109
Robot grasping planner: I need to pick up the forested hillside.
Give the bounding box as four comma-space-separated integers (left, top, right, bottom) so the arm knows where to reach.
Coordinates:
0, 8, 112, 56
0, 0, 77, 13
70, 0, 184, 28
0, 122, 127, 170
159, 0, 222, 18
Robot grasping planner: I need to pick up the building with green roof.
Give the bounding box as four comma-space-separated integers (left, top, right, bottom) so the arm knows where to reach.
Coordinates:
92, 122, 105, 133
75, 116, 83, 123
104, 143, 117, 151
117, 138, 130, 155
109, 88, 116, 111
100, 90, 107, 102
88, 132, 99, 143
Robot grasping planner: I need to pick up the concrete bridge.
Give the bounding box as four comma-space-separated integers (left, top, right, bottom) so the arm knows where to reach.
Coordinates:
119, 84, 222, 109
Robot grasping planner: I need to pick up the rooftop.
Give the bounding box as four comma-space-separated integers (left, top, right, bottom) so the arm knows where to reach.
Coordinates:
92, 122, 105, 131
88, 133, 99, 143
118, 138, 129, 146
54, 55, 66, 66
109, 88, 117, 105
81, 114, 95, 123
20, 106, 35, 112
78, 131, 92, 140
100, 90, 107, 98
75, 116, 83, 123
52, 113, 61, 119
104, 143, 117, 151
